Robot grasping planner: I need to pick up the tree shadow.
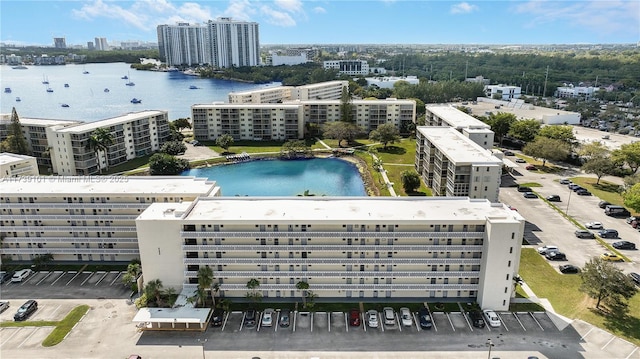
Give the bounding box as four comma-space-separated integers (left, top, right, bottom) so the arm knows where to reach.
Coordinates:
375, 145, 406, 155
406, 191, 427, 196
592, 182, 623, 193
590, 306, 640, 343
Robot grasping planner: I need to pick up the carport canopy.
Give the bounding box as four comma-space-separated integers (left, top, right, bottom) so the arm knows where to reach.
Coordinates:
502, 158, 519, 168
133, 307, 211, 331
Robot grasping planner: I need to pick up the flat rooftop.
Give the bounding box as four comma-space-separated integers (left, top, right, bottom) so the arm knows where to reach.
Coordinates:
297, 81, 346, 89
1, 176, 219, 196
192, 103, 301, 109
168, 196, 521, 223
426, 105, 490, 129
0, 152, 35, 165
1, 117, 80, 127
228, 86, 291, 96
417, 126, 502, 165
56, 111, 166, 133
460, 100, 579, 121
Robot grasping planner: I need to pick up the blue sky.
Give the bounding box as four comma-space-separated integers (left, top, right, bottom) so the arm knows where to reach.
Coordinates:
1, 0, 639, 46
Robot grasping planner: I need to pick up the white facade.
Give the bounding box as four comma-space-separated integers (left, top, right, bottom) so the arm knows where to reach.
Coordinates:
323, 60, 369, 75
228, 81, 348, 104
365, 76, 419, 89
270, 54, 308, 66
136, 196, 524, 311
415, 127, 502, 202
228, 86, 294, 104
485, 85, 521, 100
156, 23, 209, 67
0, 153, 39, 177
0, 177, 220, 263
94, 37, 109, 51
424, 105, 494, 149
556, 85, 598, 100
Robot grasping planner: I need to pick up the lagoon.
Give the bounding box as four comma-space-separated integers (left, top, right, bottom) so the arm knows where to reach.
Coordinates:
182, 158, 367, 197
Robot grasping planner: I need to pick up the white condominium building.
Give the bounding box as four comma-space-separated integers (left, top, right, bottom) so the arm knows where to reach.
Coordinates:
192, 98, 416, 141
424, 105, 494, 149
156, 22, 209, 67
136, 196, 524, 311
415, 127, 502, 202
0, 177, 220, 263
323, 60, 370, 75
228, 81, 348, 104
0, 153, 39, 177
228, 86, 294, 104
485, 85, 522, 100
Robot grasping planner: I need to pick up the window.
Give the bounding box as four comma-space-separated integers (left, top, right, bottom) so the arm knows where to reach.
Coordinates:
508, 260, 511, 267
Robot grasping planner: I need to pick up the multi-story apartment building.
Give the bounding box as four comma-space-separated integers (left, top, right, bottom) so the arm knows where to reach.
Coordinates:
228, 81, 348, 104
424, 105, 494, 149
323, 60, 369, 75
0, 177, 220, 263
485, 85, 522, 100
415, 127, 502, 202
94, 37, 109, 51
0, 153, 39, 177
157, 18, 260, 68
192, 98, 416, 141
48, 111, 171, 175
137, 196, 524, 311
53, 37, 66, 49
555, 85, 598, 100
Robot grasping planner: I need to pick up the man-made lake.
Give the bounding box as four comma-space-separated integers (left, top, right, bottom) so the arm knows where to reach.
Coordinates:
182, 158, 367, 196
0, 63, 279, 121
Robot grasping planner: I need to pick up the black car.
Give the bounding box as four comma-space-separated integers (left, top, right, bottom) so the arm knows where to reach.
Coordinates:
545, 251, 566, 261
569, 184, 583, 191
280, 309, 291, 328
559, 264, 580, 274
546, 195, 561, 202
630, 272, 640, 286
598, 201, 612, 209
211, 309, 224, 327
468, 311, 485, 328
14, 300, 37, 321
517, 186, 532, 193
598, 229, 619, 239
576, 189, 592, 196
244, 308, 257, 328
574, 230, 595, 239
523, 192, 538, 199
0, 270, 15, 284
418, 308, 432, 329
612, 241, 636, 250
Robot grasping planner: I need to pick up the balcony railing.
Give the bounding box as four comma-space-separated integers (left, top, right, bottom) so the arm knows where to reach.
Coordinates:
2, 214, 138, 221
182, 283, 478, 291
4, 203, 149, 210
2, 248, 139, 255
183, 257, 481, 265
180, 231, 484, 239
2, 236, 137, 243
2, 226, 137, 232
183, 270, 479, 278
181, 244, 482, 252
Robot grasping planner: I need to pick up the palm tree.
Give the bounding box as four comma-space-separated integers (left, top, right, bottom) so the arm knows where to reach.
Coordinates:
197, 266, 214, 307
246, 278, 262, 304
144, 279, 164, 307
296, 281, 310, 308
86, 127, 114, 174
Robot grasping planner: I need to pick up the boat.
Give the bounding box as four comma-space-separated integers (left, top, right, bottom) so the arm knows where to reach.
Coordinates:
64, 83, 69, 88
121, 75, 128, 80
125, 71, 135, 86
83, 66, 89, 74
15, 97, 21, 102
189, 85, 198, 89
42, 75, 49, 84
61, 104, 69, 108
46, 87, 54, 93
12, 65, 28, 69
104, 88, 110, 93
4, 87, 11, 93
130, 98, 141, 104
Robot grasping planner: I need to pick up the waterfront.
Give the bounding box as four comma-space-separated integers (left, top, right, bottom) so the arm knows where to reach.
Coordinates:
0, 63, 280, 121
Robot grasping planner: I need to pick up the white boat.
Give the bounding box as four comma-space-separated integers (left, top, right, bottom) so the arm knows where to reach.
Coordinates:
12, 65, 28, 69
15, 97, 21, 102
125, 71, 135, 86
104, 88, 110, 93
130, 98, 141, 104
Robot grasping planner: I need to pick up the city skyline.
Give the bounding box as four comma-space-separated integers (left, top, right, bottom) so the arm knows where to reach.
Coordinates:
1, 0, 639, 47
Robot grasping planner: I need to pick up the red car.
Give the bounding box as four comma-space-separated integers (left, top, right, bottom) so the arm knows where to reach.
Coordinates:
349, 309, 361, 327
525, 165, 536, 170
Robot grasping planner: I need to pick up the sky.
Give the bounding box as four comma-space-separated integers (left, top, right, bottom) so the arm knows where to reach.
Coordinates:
1, 0, 639, 46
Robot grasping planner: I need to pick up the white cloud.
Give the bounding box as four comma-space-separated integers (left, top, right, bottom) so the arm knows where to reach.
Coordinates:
312, 6, 326, 14
274, 0, 304, 13
450, 2, 478, 14
72, 0, 150, 31
259, 4, 297, 27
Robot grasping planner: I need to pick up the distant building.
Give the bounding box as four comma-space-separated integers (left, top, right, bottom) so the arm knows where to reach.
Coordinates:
94, 37, 109, 51
485, 85, 521, 100
323, 60, 369, 75
53, 37, 66, 49
269, 53, 308, 66
465, 76, 490, 85
365, 76, 419, 89
87, 41, 95, 50
0, 153, 39, 177
555, 85, 598, 100
228, 81, 348, 104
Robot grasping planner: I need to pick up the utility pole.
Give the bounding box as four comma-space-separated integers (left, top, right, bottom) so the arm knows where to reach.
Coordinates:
465, 61, 468, 79
542, 65, 549, 98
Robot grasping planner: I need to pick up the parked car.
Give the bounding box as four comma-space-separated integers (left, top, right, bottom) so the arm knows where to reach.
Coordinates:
546, 251, 566, 261
559, 179, 572, 185
559, 264, 580, 274
383, 307, 396, 326
503, 150, 514, 156
517, 186, 532, 192
576, 189, 592, 196
261, 308, 274, 327
0, 301, 9, 313
523, 192, 538, 199
244, 308, 257, 328
418, 308, 432, 329
468, 310, 485, 328
279, 309, 291, 328
598, 201, 612, 209
400, 307, 412, 327
568, 183, 581, 190
348, 309, 361, 327
598, 229, 619, 238
546, 195, 561, 202
537, 245, 559, 255
11, 268, 33, 283
571, 186, 586, 192
525, 164, 536, 170
211, 309, 224, 327
600, 252, 624, 262
574, 230, 595, 239
0, 270, 14, 284
605, 205, 631, 217
483, 309, 501, 327
612, 241, 636, 250
630, 272, 640, 286
14, 299, 37, 321
515, 158, 526, 163
366, 310, 379, 328
585, 221, 604, 229
626, 216, 637, 225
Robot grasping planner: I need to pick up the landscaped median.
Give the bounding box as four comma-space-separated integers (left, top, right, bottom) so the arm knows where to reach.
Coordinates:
0, 304, 89, 347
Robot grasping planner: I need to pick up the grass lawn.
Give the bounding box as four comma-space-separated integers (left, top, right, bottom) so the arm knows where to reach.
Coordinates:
369, 138, 417, 164
569, 177, 636, 215
105, 155, 151, 174
519, 248, 640, 345
519, 182, 543, 187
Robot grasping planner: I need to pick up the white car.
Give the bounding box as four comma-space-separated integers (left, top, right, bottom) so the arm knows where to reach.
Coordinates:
483, 309, 501, 328
537, 245, 559, 255
585, 222, 604, 229
366, 310, 379, 328
261, 308, 274, 327
400, 307, 412, 327
383, 307, 396, 326
0, 301, 9, 314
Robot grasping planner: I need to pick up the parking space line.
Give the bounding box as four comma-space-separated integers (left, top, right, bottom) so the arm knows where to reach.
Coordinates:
529, 312, 544, 331
36, 271, 53, 285
426, 305, 437, 332
461, 312, 473, 332
221, 311, 231, 331
514, 312, 526, 331
0, 328, 21, 347
379, 312, 384, 332
18, 327, 40, 348
412, 312, 420, 332
292, 311, 297, 332
21, 272, 38, 285
498, 313, 508, 332
65, 271, 80, 286
445, 312, 455, 332
396, 312, 401, 332
110, 271, 122, 286
327, 312, 330, 332
49, 271, 65, 286
274, 311, 280, 332
579, 327, 594, 341
239, 311, 246, 331
95, 272, 108, 286
49, 304, 62, 319
310, 312, 314, 332
80, 272, 95, 286
256, 311, 262, 332
625, 347, 638, 359
344, 312, 348, 332
601, 336, 616, 350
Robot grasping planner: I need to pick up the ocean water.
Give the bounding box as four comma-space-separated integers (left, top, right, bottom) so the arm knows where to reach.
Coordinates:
0, 63, 280, 121
182, 158, 367, 197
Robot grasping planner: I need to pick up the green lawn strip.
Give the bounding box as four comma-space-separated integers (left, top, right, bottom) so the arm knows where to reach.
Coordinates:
105, 155, 151, 175
369, 138, 417, 164
509, 302, 546, 312
428, 302, 460, 313
520, 248, 640, 346
354, 150, 389, 196
42, 305, 90, 347
1, 320, 58, 328
519, 182, 542, 187
569, 177, 637, 215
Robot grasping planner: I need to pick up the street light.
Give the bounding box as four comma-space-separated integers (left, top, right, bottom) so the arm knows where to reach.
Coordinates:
565, 185, 573, 216
197, 338, 207, 359
487, 338, 495, 359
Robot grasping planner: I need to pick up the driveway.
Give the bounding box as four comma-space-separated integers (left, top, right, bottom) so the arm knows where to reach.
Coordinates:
178, 143, 219, 162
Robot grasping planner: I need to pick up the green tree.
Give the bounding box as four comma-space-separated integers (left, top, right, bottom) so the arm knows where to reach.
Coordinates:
369, 123, 400, 149
485, 112, 517, 145
280, 140, 311, 159
339, 87, 354, 123
296, 280, 310, 308
0, 107, 31, 155
507, 119, 541, 143
160, 141, 186, 155
144, 279, 164, 307
578, 141, 610, 160
522, 137, 570, 167
216, 134, 234, 153
121, 262, 142, 292
623, 183, 640, 213
322, 122, 361, 147
538, 125, 576, 146
624, 173, 640, 188
400, 170, 421, 194
245, 278, 262, 304
32, 253, 54, 270
612, 142, 640, 174
580, 258, 637, 311
172, 118, 192, 131
196, 266, 214, 308
149, 153, 190, 175
582, 156, 617, 185
86, 127, 114, 174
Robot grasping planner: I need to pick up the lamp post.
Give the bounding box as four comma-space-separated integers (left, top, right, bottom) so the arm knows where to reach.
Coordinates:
197, 338, 207, 359
565, 185, 573, 216
487, 338, 494, 359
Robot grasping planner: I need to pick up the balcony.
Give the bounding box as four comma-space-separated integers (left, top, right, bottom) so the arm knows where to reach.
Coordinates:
182, 283, 478, 291
2, 248, 139, 255
181, 244, 482, 252
180, 231, 484, 239
2, 237, 137, 244
183, 257, 482, 265
184, 270, 479, 278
